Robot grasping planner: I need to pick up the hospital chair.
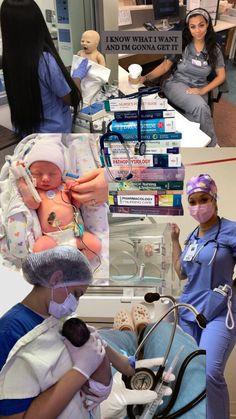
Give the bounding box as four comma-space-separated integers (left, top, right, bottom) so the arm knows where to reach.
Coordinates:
144, 67, 229, 117
143, 36, 229, 117
207, 71, 229, 116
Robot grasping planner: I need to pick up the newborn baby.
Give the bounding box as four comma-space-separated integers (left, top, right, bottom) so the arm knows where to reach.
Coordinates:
77, 30, 106, 66
15, 137, 101, 260
62, 317, 135, 392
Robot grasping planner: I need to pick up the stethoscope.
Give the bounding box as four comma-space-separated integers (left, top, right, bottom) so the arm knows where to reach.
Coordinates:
184, 216, 222, 266
122, 292, 207, 419
123, 293, 207, 390
99, 86, 161, 182
99, 131, 133, 182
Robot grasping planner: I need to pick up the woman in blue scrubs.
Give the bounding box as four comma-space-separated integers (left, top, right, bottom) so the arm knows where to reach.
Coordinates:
0, 0, 90, 136
0, 246, 205, 419
140, 8, 226, 147
171, 173, 236, 419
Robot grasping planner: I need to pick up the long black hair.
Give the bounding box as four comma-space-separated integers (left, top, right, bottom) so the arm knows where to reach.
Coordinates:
182, 8, 220, 70
0, 0, 82, 136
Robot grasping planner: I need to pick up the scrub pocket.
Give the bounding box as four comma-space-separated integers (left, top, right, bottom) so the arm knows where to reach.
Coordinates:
202, 290, 228, 322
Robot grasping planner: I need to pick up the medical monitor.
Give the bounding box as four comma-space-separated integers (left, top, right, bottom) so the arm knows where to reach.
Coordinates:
152, 0, 180, 29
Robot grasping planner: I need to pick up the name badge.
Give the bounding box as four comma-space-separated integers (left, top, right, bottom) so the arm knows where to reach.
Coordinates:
192, 58, 202, 67
184, 242, 198, 261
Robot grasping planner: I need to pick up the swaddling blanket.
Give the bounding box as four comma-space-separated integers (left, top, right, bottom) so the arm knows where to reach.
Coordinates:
0, 316, 100, 419
71, 55, 111, 105
0, 134, 109, 277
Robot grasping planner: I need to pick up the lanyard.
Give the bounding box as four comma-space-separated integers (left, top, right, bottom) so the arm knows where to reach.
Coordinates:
122, 86, 161, 156
185, 217, 222, 265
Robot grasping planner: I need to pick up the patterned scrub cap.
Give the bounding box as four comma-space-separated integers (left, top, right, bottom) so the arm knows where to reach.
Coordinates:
186, 174, 217, 199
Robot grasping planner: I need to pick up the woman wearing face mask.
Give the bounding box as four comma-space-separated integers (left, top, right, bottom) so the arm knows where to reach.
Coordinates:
0, 246, 107, 419
170, 173, 236, 419
0, 246, 175, 419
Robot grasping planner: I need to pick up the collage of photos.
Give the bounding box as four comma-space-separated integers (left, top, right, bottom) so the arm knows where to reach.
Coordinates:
0, 0, 236, 418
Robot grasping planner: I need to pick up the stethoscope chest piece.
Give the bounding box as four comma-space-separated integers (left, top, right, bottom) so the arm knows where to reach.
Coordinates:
122, 367, 156, 390
134, 141, 146, 156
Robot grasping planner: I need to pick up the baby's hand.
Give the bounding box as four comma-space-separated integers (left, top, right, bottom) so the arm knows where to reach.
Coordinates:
64, 180, 82, 208
64, 179, 79, 191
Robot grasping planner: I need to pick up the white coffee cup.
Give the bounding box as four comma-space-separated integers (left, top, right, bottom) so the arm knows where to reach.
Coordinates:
128, 64, 142, 86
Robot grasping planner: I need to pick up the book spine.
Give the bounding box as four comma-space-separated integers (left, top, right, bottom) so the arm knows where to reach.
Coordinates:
111, 180, 184, 191
104, 97, 168, 112
111, 118, 176, 134
106, 145, 180, 156
109, 205, 184, 215
157, 132, 182, 139
114, 110, 175, 121
107, 166, 185, 182
109, 154, 181, 168
110, 194, 182, 207
109, 190, 183, 196
106, 140, 182, 152
108, 132, 182, 141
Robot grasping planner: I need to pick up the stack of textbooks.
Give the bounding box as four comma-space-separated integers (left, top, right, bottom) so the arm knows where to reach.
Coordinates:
104, 94, 184, 215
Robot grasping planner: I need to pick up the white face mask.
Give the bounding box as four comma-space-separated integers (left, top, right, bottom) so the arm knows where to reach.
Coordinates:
48, 287, 78, 319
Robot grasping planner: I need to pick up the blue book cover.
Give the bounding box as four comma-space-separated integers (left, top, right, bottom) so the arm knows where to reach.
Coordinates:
80, 102, 104, 114
78, 102, 106, 121
111, 118, 175, 134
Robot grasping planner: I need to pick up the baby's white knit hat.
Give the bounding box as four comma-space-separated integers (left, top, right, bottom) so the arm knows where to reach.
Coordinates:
25, 134, 65, 173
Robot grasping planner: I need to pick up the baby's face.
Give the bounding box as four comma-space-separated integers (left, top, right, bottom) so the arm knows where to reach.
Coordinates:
30, 161, 62, 191
81, 31, 99, 53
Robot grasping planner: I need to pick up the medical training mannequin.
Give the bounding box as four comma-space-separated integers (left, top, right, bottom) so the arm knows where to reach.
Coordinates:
15, 138, 102, 260
0, 246, 173, 419
140, 8, 226, 147
170, 174, 236, 419
0, 0, 93, 136
78, 30, 106, 67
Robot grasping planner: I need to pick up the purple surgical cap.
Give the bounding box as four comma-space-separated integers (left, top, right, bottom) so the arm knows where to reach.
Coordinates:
186, 174, 217, 200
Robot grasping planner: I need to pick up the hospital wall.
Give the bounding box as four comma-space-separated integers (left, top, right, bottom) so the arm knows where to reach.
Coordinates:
110, 147, 236, 418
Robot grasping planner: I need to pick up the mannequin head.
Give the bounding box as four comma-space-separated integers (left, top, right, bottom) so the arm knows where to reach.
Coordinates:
80, 30, 100, 54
